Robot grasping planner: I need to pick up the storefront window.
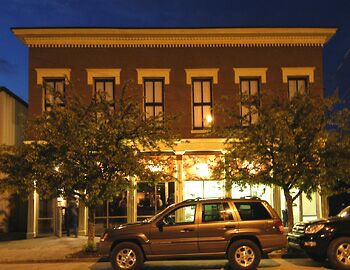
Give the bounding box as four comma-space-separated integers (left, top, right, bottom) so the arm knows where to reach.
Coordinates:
38, 198, 54, 235
231, 184, 272, 204
95, 193, 127, 235
184, 180, 225, 200
137, 182, 174, 221
301, 192, 318, 221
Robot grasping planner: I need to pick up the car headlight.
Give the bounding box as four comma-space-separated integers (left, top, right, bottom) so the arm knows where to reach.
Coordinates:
305, 224, 325, 234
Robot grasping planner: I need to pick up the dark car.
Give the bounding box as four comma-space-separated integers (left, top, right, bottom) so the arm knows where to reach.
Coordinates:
288, 205, 350, 270
100, 198, 286, 270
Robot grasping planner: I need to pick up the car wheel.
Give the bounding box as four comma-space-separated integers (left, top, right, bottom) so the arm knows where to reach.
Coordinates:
306, 252, 325, 262
110, 242, 144, 270
327, 237, 350, 270
228, 239, 261, 270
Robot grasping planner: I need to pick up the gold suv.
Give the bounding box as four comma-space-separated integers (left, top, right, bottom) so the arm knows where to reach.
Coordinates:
100, 198, 287, 270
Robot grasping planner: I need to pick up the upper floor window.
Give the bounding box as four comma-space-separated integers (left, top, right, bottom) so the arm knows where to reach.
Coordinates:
288, 77, 308, 99
94, 78, 115, 109
144, 79, 164, 119
240, 78, 260, 125
44, 78, 65, 111
192, 79, 213, 130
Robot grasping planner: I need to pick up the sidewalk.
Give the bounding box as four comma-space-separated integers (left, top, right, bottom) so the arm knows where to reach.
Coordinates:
0, 236, 102, 263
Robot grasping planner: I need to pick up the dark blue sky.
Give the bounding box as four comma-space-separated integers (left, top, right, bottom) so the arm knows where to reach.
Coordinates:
1, 0, 349, 106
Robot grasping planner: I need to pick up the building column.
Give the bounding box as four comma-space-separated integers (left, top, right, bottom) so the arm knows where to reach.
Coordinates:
127, 177, 137, 223
78, 200, 88, 236
26, 191, 38, 238
175, 153, 184, 203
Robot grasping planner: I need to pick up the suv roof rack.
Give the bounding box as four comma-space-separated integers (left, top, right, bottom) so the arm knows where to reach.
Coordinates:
239, 196, 261, 200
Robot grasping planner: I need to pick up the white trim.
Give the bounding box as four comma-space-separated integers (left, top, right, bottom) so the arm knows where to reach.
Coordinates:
13, 28, 337, 48
136, 69, 171, 84
35, 68, 71, 85
233, 68, 268, 84
185, 68, 219, 84
86, 68, 121, 85
281, 67, 315, 83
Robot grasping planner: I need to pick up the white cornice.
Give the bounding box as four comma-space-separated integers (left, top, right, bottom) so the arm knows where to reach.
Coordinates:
12, 28, 337, 48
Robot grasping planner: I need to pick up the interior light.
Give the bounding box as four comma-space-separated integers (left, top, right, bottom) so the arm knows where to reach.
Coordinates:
206, 114, 213, 124
196, 163, 209, 178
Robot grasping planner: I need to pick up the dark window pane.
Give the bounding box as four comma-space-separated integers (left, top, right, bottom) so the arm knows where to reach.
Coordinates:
234, 202, 272, 221
144, 79, 164, 118
202, 203, 224, 222
240, 79, 260, 125
192, 79, 213, 129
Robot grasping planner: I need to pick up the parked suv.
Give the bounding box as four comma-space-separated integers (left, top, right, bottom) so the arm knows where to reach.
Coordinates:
288, 205, 350, 270
100, 198, 286, 270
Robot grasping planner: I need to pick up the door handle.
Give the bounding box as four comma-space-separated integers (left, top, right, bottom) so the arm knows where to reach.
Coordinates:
180, 228, 194, 233
222, 225, 236, 230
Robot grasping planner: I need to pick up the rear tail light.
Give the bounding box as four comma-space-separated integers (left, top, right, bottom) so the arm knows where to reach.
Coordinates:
273, 219, 284, 234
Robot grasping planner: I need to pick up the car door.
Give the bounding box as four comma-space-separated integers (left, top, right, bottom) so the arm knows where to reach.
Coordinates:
233, 201, 270, 245
149, 203, 199, 255
197, 201, 239, 254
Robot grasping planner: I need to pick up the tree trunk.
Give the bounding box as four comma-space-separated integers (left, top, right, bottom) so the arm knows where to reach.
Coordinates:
87, 207, 95, 247
284, 189, 294, 232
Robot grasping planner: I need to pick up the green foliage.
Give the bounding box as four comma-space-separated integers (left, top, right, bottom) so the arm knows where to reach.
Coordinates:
214, 94, 350, 228
0, 81, 176, 242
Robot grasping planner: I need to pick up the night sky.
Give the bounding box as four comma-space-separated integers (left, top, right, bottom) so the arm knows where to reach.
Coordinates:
1, 0, 349, 107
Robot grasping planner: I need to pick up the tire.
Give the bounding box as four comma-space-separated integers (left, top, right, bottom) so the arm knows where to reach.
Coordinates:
227, 239, 261, 270
327, 237, 350, 270
110, 242, 144, 270
306, 252, 325, 262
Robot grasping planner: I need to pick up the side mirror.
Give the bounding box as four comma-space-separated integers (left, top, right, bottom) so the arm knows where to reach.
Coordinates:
156, 220, 164, 232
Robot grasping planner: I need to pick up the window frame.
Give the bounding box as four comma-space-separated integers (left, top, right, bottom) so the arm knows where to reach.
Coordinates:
234, 201, 272, 221
192, 78, 213, 130
143, 78, 165, 119
239, 77, 260, 125
287, 77, 308, 100
93, 78, 116, 110
201, 202, 234, 223
43, 78, 66, 111
162, 204, 197, 226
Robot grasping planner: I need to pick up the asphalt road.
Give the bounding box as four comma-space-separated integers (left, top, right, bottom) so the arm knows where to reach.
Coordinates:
0, 258, 334, 270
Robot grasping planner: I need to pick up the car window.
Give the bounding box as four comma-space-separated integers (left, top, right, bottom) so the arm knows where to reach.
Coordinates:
162, 204, 196, 226
234, 202, 271, 221
202, 202, 234, 222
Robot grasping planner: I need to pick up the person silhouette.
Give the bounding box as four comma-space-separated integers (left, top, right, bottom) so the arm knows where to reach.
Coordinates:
66, 198, 78, 237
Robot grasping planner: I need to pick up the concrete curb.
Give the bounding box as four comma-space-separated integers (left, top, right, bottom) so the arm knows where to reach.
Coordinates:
0, 257, 105, 264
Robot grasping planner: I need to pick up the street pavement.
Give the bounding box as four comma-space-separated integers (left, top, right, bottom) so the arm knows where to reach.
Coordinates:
0, 259, 332, 270
0, 236, 335, 269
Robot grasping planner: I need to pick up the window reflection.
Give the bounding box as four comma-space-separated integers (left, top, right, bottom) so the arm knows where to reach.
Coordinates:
137, 182, 174, 221
95, 193, 127, 235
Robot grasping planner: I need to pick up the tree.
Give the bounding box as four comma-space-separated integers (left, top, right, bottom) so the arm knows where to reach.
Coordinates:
0, 82, 176, 247
215, 94, 349, 231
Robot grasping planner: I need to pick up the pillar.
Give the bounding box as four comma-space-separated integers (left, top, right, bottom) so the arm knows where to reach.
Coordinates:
26, 191, 38, 238
175, 153, 184, 203
78, 200, 88, 236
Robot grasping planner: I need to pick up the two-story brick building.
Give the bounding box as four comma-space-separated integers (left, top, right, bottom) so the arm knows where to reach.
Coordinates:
12, 27, 336, 237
